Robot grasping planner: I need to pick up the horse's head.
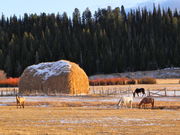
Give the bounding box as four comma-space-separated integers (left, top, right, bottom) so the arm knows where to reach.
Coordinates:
142, 91, 145, 94
138, 101, 143, 108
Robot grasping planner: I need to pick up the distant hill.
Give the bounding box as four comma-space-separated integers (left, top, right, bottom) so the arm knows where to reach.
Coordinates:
89, 68, 180, 79
136, 0, 180, 11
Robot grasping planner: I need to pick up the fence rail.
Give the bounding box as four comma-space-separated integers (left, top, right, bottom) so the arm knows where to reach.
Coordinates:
90, 86, 180, 97
146, 88, 180, 97
0, 87, 179, 97
0, 87, 18, 96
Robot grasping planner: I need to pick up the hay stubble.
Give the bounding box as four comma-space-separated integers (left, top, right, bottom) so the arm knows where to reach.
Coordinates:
0, 101, 179, 135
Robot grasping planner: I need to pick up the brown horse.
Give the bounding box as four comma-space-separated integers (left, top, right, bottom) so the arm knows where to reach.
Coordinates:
139, 97, 154, 109
16, 95, 25, 109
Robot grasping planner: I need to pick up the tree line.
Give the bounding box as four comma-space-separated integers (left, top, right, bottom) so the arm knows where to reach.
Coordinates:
0, 5, 180, 77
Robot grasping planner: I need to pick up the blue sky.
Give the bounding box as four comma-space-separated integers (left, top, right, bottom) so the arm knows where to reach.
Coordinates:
0, 0, 178, 17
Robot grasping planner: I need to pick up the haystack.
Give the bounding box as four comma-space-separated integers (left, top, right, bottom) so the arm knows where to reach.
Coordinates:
19, 60, 89, 95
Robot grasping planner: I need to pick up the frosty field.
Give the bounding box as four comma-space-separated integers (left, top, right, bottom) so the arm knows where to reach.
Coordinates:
0, 105, 179, 135
0, 95, 179, 135
0, 79, 179, 134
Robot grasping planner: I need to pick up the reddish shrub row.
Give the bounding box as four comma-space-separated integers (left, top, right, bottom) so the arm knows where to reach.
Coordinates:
89, 78, 136, 86
89, 77, 156, 86
0, 77, 20, 86
137, 77, 156, 84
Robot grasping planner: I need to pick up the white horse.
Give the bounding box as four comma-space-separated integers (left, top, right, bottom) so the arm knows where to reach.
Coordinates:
117, 96, 133, 109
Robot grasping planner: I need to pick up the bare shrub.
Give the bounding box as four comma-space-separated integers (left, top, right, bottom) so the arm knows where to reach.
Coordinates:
0, 70, 7, 80
138, 77, 156, 84
89, 78, 131, 86
126, 79, 136, 84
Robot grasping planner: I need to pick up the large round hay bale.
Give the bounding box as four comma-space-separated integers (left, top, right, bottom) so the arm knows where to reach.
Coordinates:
19, 60, 89, 95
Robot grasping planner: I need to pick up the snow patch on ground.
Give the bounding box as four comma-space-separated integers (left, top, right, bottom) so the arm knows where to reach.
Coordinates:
0, 96, 179, 104
59, 117, 147, 124
89, 67, 180, 79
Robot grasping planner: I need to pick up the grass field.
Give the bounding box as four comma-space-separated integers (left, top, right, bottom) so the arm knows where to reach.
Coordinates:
156, 79, 180, 84
0, 100, 179, 135
0, 79, 179, 134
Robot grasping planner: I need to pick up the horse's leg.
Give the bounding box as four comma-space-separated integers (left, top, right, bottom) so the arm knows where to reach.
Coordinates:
119, 101, 122, 109
117, 99, 121, 109
121, 102, 124, 108
143, 92, 146, 97
17, 103, 19, 109
130, 101, 132, 108
125, 102, 127, 108
152, 101, 154, 109
133, 92, 135, 97
137, 93, 139, 97
139, 101, 142, 109
121, 101, 125, 108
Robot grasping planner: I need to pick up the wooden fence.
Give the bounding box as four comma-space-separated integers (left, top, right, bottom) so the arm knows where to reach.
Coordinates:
0, 86, 179, 97
0, 87, 18, 96
146, 88, 180, 97
90, 86, 133, 96
90, 86, 180, 97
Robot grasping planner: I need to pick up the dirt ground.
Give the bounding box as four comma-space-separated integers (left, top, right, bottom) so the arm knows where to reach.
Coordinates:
0, 97, 179, 135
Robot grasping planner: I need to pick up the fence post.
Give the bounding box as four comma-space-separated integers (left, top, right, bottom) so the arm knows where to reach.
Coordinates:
14, 88, 16, 96
102, 87, 104, 95
93, 86, 95, 94
165, 88, 167, 96
174, 90, 176, 97
148, 89, 150, 96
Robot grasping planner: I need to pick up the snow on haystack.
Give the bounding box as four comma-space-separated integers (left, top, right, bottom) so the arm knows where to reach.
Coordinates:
28, 60, 71, 80
19, 60, 89, 95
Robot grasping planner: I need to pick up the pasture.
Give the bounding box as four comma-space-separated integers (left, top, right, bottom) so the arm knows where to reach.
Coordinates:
0, 96, 179, 134
0, 78, 179, 134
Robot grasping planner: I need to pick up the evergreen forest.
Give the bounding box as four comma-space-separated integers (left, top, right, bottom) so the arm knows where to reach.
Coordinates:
0, 5, 180, 77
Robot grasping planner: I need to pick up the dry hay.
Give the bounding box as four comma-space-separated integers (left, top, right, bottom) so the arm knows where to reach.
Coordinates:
19, 60, 89, 95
